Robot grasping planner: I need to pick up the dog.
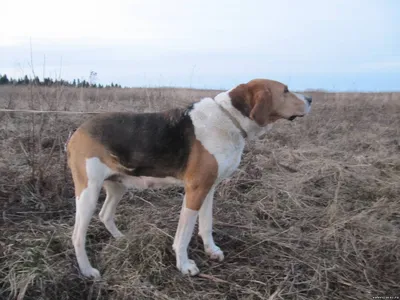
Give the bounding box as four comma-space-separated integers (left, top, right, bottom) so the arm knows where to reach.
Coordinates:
66, 78, 312, 278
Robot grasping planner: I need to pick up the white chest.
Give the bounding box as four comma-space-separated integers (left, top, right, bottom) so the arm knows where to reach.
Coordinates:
214, 143, 244, 181
197, 132, 244, 182
189, 98, 245, 182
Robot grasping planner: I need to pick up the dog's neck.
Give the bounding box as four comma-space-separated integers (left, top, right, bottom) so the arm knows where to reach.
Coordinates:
214, 100, 248, 138
214, 91, 272, 140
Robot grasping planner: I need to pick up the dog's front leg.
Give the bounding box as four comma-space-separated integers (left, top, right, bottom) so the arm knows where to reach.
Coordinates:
173, 181, 214, 276
198, 188, 224, 261
172, 196, 199, 276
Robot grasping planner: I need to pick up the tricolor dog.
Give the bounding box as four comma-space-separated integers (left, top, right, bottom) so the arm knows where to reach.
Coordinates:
67, 78, 312, 278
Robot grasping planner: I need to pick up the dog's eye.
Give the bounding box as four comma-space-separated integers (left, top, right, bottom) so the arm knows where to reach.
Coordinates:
283, 87, 289, 93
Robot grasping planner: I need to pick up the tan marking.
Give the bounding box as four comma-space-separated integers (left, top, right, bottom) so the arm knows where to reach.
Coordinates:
182, 139, 218, 211
67, 128, 120, 197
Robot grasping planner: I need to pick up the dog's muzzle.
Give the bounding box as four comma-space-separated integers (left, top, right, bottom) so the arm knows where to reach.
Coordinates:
288, 94, 312, 121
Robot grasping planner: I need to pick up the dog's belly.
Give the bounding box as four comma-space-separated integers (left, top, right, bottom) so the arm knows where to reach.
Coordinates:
107, 174, 184, 190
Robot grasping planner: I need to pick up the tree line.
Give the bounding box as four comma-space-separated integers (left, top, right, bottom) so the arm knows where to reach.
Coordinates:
0, 74, 122, 88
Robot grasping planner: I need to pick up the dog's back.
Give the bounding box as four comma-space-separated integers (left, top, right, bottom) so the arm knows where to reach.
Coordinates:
70, 108, 195, 179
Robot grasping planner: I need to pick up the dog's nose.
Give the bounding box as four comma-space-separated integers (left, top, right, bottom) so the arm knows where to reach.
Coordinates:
305, 95, 312, 104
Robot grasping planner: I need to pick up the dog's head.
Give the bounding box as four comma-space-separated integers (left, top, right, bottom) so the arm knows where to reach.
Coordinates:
229, 79, 312, 126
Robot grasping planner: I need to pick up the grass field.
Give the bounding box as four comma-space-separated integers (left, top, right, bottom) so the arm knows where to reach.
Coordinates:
1, 84, 400, 300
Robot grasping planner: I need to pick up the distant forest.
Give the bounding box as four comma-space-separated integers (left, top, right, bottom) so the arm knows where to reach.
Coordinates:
0, 73, 122, 88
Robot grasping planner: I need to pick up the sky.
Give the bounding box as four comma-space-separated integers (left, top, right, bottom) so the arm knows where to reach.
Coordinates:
1, 0, 399, 91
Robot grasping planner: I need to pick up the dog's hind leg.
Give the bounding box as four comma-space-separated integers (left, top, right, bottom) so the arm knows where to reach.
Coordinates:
99, 181, 126, 238
71, 157, 111, 278
74, 183, 102, 278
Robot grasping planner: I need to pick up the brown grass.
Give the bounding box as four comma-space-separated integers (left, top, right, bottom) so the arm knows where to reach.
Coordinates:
1, 85, 400, 300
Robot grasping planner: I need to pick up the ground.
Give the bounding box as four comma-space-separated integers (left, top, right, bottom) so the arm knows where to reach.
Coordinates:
0, 85, 399, 300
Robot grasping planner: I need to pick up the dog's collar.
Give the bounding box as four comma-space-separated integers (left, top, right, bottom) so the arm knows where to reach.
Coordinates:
215, 101, 248, 138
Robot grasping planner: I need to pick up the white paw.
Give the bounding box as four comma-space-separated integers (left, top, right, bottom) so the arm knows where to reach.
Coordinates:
206, 246, 224, 262
177, 259, 200, 276
103, 222, 124, 239
81, 266, 101, 279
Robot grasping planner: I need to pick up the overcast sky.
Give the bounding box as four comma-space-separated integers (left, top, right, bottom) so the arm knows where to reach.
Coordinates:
1, 0, 399, 91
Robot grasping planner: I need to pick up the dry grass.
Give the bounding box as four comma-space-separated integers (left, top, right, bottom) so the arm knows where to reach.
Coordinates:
1, 85, 400, 300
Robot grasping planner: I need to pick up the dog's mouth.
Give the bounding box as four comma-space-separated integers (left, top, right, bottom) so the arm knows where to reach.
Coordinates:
288, 115, 304, 121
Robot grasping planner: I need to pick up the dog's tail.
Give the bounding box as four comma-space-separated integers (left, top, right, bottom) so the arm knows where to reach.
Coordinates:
64, 128, 77, 153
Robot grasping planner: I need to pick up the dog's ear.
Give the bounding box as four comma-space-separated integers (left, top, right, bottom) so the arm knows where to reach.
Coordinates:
249, 89, 272, 126
229, 84, 252, 117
